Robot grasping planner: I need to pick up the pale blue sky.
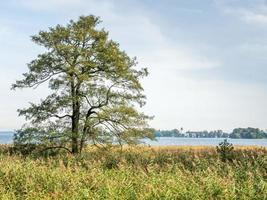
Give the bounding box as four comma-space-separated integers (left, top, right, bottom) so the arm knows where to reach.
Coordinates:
1, 0, 267, 132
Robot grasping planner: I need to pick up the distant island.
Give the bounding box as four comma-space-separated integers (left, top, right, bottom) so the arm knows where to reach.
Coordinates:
155, 127, 267, 139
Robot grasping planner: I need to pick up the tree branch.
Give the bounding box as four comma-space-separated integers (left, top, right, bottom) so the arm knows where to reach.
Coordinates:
52, 114, 72, 119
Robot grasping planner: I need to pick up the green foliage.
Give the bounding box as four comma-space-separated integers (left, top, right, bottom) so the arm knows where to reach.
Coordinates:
216, 139, 234, 162
12, 15, 153, 154
155, 127, 267, 139
230, 127, 267, 139
0, 145, 265, 199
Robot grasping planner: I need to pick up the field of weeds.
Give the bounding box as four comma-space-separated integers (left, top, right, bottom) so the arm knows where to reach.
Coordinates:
0, 145, 265, 199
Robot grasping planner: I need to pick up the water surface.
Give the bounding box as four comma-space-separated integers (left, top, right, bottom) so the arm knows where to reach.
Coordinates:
1, 132, 267, 147
0, 132, 14, 144
142, 137, 267, 147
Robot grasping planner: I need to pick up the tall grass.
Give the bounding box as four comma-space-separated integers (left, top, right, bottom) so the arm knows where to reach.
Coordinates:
0, 145, 265, 199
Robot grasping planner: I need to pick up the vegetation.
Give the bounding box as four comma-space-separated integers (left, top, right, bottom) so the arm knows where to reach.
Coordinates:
216, 139, 234, 162
0, 145, 265, 199
155, 127, 267, 139
12, 15, 153, 154
230, 127, 267, 139
7, 14, 267, 200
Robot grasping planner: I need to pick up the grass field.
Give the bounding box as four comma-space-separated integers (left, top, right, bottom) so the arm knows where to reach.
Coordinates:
0, 145, 265, 199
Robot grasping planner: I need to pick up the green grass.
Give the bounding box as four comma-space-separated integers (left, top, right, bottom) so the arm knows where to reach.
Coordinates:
0, 145, 265, 199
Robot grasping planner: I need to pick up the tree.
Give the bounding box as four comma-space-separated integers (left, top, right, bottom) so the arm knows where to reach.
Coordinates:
230, 127, 267, 139
12, 15, 154, 154
216, 139, 234, 162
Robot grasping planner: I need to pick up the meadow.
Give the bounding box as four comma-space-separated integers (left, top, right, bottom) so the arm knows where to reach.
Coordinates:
0, 145, 265, 199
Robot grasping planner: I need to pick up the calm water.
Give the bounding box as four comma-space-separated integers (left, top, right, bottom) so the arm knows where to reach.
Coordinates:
0, 132, 14, 144
142, 137, 267, 147
0, 132, 267, 146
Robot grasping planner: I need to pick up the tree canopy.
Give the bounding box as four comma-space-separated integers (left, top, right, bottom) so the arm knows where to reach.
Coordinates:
12, 15, 153, 154
230, 127, 267, 139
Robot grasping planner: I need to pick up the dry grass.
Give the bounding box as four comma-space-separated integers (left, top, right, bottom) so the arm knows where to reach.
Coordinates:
0, 145, 265, 199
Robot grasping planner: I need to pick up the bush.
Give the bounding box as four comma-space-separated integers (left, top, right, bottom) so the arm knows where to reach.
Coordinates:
216, 139, 234, 162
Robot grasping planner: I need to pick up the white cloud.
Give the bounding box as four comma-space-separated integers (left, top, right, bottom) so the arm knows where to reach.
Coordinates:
139, 47, 220, 71
0, 72, 49, 130
99, 12, 220, 71
16, 0, 112, 12
242, 11, 267, 24
13, 0, 116, 22
226, 8, 267, 25
13, 0, 220, 70
143, 72, 267, 132
2, 0, 267, 132
218, 1, 267, 25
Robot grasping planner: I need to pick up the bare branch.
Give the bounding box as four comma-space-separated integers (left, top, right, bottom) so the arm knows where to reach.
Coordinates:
52, 114, 72, 119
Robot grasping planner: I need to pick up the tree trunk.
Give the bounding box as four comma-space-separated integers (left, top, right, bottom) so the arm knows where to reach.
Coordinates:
71, 119, 79, 154
71, 99, 80, 154
71, 74, 80, 154
71, 135, 79, 154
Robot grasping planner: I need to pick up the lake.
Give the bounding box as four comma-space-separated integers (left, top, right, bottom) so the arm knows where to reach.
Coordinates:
0, 132, 14, 144
1, 132, 267, 146
142, 137, 267, 147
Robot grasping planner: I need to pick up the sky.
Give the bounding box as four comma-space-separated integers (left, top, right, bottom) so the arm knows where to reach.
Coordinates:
1, 0, 267, 132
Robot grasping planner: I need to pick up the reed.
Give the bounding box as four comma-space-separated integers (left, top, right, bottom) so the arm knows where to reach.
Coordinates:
0, 145, 265, 199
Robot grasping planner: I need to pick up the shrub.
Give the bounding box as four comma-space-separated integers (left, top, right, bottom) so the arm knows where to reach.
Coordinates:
216, 139, 234, 162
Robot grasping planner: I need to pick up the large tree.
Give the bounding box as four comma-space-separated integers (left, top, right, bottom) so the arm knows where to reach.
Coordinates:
12, 15, 153, 154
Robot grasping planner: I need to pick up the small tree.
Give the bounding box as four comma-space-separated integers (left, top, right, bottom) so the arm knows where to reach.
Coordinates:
12, 15, 154, 154
216, 139, 234, 162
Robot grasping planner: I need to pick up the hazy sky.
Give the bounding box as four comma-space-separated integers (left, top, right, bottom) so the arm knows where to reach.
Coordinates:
1, 0, 267, 132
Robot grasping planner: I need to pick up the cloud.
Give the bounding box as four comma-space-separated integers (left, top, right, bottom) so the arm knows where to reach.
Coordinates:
217, 0, 267, 25
104, 14, 220, 71
14, 0, 221, 70
226, 8, 267, 25
139, 47, 220, 71
143, 73, 267, 132
16, 0, 113, 12
4, 0, 267, 132
12, 0, 220, 71
241, 11, 267, 24
0, 71, 50, 130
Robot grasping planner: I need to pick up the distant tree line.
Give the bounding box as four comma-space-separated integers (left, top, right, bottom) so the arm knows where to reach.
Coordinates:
155, 127, 267, 139
230, 127, 267, 139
